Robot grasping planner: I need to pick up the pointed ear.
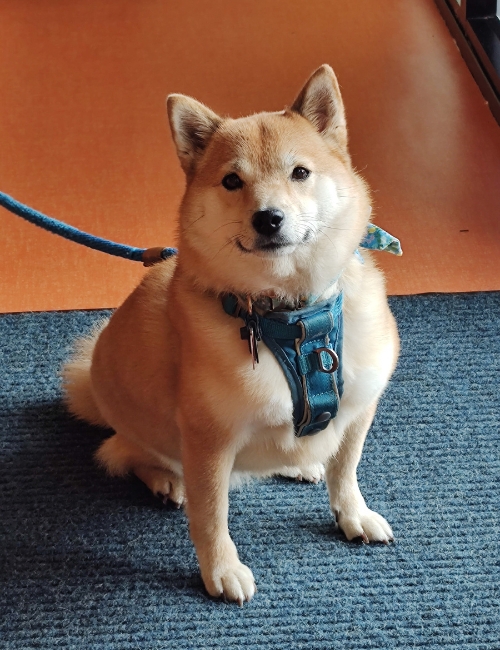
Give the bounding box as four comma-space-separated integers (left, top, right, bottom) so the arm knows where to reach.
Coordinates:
291, 65, 347, 148
167, 94, 222, 174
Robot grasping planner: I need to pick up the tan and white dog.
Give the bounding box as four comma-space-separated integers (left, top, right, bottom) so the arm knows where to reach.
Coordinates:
63, 64, 399, 605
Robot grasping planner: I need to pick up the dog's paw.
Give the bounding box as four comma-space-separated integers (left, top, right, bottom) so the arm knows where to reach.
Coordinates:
134, 466, 185, 507
203, 560, 256, 605
334, 505, 394, 544
280, 463, 325, 484
297, 462, 325, 484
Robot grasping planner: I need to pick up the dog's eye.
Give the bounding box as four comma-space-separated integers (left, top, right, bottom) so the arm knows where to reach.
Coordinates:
291, 167, 310, 181
222, 173, 244, 191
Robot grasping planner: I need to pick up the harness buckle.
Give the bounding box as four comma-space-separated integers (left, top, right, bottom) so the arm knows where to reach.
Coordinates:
314, 347, 339, 373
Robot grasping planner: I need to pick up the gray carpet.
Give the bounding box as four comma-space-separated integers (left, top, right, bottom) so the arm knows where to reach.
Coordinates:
0, 293, 499, 649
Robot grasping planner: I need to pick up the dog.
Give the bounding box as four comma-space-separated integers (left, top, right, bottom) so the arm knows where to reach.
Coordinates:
63, 64, 399, 605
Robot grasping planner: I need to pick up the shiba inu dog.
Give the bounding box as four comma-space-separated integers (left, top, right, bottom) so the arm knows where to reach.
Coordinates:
63, 64, 399, 605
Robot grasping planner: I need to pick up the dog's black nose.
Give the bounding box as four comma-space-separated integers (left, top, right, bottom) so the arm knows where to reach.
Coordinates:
252, 209, 284, 236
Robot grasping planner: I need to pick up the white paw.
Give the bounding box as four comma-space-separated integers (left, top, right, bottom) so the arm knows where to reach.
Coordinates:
203, 560, 256, 605
334, 504, 394, 544
298, 462, 325, 484
134, 466, 185, 507
280, 463, 325, 484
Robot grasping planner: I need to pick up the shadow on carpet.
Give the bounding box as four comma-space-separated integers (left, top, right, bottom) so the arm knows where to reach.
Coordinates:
0, 294, 499, 649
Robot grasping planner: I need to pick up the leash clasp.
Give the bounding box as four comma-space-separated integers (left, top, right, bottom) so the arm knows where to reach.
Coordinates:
142, 247, 166, 267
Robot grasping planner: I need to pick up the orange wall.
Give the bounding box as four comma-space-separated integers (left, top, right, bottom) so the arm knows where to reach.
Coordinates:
1, 0, 500, 312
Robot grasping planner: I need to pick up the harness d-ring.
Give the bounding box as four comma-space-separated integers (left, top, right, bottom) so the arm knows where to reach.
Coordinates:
314, 347, 339, 373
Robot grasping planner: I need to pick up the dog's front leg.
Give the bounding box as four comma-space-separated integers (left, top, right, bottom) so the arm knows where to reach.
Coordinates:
179, 413, 256, 604
326, 402, 394, 544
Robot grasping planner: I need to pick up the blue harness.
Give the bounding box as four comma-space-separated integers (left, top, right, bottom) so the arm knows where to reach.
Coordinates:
223, 292, 344, 436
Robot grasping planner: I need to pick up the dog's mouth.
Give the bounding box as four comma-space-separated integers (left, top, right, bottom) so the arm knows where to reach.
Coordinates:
236, 229, 312, 256
236, 239, 295, 256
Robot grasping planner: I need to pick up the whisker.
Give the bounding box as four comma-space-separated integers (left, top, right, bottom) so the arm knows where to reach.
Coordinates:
183, 212, 206, 233
212, 220, 242, 234
209, 237, 236, 263
317, 227, 339, 255
316, 225, 357, 232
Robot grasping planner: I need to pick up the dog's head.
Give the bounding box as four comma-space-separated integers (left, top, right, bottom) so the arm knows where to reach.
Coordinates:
167, 65, 370, 299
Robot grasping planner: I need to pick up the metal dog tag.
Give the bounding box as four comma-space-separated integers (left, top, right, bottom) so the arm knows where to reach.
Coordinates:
240, 305, 261, 370
248, 324, 259, 369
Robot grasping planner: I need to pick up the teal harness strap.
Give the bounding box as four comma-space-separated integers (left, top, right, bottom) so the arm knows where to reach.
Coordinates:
223, 293, 344, 437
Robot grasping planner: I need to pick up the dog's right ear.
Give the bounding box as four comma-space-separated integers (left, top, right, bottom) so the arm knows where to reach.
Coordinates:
167, 94, 221, 174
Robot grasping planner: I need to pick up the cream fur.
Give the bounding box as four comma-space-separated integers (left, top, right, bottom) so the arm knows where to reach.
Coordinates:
62, 65, 399, 605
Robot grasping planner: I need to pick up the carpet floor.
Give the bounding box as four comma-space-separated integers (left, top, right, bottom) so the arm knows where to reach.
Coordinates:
0, 293, 499, 649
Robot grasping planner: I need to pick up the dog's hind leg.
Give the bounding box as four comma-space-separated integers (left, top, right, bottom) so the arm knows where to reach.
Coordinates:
96, 433, 185, 507
134, 465, 185, 507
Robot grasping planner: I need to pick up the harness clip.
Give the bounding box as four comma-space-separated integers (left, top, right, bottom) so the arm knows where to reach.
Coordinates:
240, 313, 262, 369
314, 347, 339, 373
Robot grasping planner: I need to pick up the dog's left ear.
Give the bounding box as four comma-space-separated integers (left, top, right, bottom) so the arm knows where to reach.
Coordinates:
291, 64, 347, 149
167, 94, 222, 175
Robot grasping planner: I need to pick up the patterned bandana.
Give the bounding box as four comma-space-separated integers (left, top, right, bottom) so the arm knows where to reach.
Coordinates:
360, 223, 402, 256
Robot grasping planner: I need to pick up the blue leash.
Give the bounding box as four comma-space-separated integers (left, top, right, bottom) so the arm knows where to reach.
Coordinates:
0, 191, 177, 266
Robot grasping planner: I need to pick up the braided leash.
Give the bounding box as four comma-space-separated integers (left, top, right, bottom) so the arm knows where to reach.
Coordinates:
0, 191, 177, 267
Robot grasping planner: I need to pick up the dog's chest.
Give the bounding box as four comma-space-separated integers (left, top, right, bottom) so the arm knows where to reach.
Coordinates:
182, 281, 392, 440
238, 342, 296, 427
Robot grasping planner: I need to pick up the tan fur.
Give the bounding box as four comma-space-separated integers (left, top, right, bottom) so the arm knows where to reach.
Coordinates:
62, 320, 109, 427
63, 65, 399, 604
